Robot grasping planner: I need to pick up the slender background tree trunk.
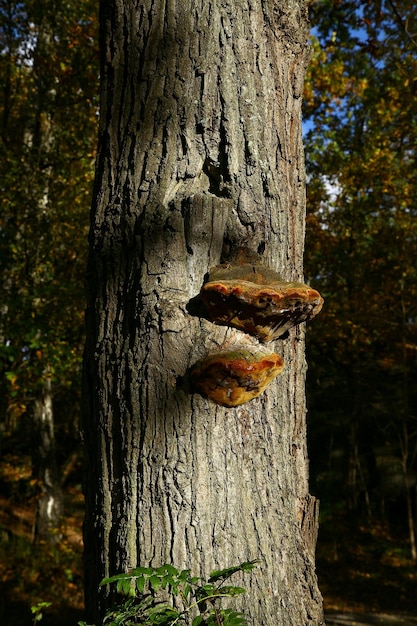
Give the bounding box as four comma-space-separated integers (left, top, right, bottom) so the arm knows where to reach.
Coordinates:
33, 375, 63, 544
83, 1, 324, 623
28, 17, 64, 545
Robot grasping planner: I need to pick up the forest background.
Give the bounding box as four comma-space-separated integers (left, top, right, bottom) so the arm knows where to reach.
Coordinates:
0, 0, 416, 624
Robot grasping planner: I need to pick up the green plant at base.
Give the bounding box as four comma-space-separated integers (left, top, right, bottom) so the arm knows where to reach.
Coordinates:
31, 601, 52, 624
79, 560, 258, 626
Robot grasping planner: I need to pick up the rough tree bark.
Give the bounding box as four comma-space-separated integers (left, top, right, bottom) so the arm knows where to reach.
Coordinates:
83, 0, 324, 624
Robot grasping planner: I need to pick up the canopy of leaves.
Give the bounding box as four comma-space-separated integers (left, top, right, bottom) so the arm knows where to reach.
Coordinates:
304, 0, 417, 546
0, 0, 98, 432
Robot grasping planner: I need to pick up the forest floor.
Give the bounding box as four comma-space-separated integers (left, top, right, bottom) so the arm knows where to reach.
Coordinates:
317, 515, 417, 617
317, 514, 417, 625
0, 450, 416, 625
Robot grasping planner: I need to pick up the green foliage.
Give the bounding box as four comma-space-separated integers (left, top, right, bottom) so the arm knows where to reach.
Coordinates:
79, 561, 258, 626
0, 0, 98, 432
31, 601, 52, 624
303, 0, 417, 539
0, 1, 98, 541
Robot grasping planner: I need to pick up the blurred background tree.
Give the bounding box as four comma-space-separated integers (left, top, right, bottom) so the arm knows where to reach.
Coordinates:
303, 0, 417, 561
0, 0, 98, 542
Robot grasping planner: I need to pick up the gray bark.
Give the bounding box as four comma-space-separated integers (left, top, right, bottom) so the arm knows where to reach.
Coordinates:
33, 376, 63, 544
83, 0, 324, 623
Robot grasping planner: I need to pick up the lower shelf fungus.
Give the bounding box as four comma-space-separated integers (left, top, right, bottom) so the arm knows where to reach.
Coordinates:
199, 261, 324, 342
190, 349, 284, 407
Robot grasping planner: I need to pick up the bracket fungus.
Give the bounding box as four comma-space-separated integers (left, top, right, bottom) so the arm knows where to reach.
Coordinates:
190, 349, 284, 407
198, 261, 324, 342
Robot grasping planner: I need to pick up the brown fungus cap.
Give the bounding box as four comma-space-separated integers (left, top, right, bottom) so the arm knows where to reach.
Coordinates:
199, 262, 324, 342
190, 350, 284, 407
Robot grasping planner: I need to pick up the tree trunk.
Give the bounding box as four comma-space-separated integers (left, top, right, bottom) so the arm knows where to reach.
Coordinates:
28, 19, 63, 545
33, 376, 63, 543
83, 1, 324, 624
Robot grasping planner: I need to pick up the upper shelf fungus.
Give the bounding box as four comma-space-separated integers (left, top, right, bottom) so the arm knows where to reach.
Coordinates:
198, 261, 324, 342
190, 349, 284, 407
